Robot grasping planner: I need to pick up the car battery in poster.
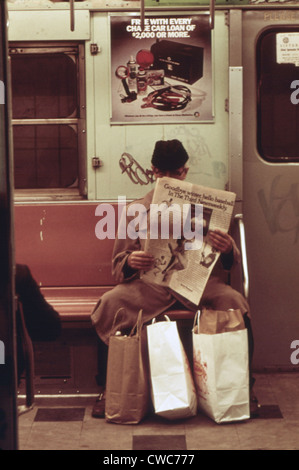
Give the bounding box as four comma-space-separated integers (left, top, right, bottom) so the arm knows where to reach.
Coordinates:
110, 14, 213, 124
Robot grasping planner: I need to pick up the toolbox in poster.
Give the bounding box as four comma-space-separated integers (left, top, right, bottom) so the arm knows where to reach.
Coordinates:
110, 14, 213, 124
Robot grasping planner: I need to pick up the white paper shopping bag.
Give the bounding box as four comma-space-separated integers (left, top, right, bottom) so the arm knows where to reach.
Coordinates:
147, 316, 197, 420
192, 309, 250, 423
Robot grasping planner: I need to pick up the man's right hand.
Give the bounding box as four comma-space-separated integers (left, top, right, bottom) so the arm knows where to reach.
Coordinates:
127, 251, 154, 271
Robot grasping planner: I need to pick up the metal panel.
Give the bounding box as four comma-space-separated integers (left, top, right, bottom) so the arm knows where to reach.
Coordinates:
228, 66, 243, 211
91, 11, 229, 200
8, 10, 90, 41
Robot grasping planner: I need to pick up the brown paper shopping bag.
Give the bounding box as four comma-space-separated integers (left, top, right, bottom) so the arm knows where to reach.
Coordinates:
105, 309, 150, 424
192, 308, 250, 423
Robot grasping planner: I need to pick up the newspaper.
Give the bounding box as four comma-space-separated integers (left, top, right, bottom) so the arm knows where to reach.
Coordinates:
142, 177, 236, 305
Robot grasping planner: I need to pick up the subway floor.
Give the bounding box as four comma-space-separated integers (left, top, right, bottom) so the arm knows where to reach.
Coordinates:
17, 372, 299, 451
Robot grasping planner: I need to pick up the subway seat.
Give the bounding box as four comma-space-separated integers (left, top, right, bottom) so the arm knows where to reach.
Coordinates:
14, 202, 195, 326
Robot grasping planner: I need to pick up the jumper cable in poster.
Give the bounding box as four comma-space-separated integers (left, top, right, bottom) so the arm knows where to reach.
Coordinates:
110, 14, 213, 124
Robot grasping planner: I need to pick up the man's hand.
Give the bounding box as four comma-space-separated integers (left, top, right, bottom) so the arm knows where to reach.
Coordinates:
208, 229, 233, 254
127, 251, 154, 271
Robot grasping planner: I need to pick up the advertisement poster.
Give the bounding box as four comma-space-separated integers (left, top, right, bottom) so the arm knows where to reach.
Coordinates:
110, 14, 213, 124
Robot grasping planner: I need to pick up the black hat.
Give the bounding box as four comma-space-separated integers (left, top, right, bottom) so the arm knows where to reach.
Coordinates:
151, 140, 189, 171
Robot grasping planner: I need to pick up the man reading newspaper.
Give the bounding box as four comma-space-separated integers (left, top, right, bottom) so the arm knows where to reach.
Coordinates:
141, 174, 237, 307
91, 139, 258, 418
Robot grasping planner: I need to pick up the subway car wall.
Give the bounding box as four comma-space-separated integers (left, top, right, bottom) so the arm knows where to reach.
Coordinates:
6, 0, 299, 373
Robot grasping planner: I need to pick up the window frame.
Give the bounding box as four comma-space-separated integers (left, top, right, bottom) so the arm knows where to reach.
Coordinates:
256, 27, 299, 164
9, 41, 87, 200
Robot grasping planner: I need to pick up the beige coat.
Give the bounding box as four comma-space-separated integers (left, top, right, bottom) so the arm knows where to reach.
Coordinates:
91, 189, 250, 344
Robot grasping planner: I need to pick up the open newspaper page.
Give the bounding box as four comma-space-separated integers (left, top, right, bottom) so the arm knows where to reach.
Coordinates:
142, 177, 236, 305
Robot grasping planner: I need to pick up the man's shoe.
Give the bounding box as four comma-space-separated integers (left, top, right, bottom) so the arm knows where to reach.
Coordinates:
92, 391, 106, 418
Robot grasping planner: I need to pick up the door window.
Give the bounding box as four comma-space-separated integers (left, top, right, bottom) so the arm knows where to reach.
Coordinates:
257, 30, 299, 162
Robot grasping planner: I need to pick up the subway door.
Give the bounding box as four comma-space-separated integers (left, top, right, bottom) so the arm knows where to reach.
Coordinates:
242, 10, 299, 370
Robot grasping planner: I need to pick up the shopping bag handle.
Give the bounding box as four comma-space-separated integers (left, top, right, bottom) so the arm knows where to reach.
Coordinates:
111, 307, 126, 334
129, 309, 144, 338
151, 314, 171, 324
193, 310, 201, 330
